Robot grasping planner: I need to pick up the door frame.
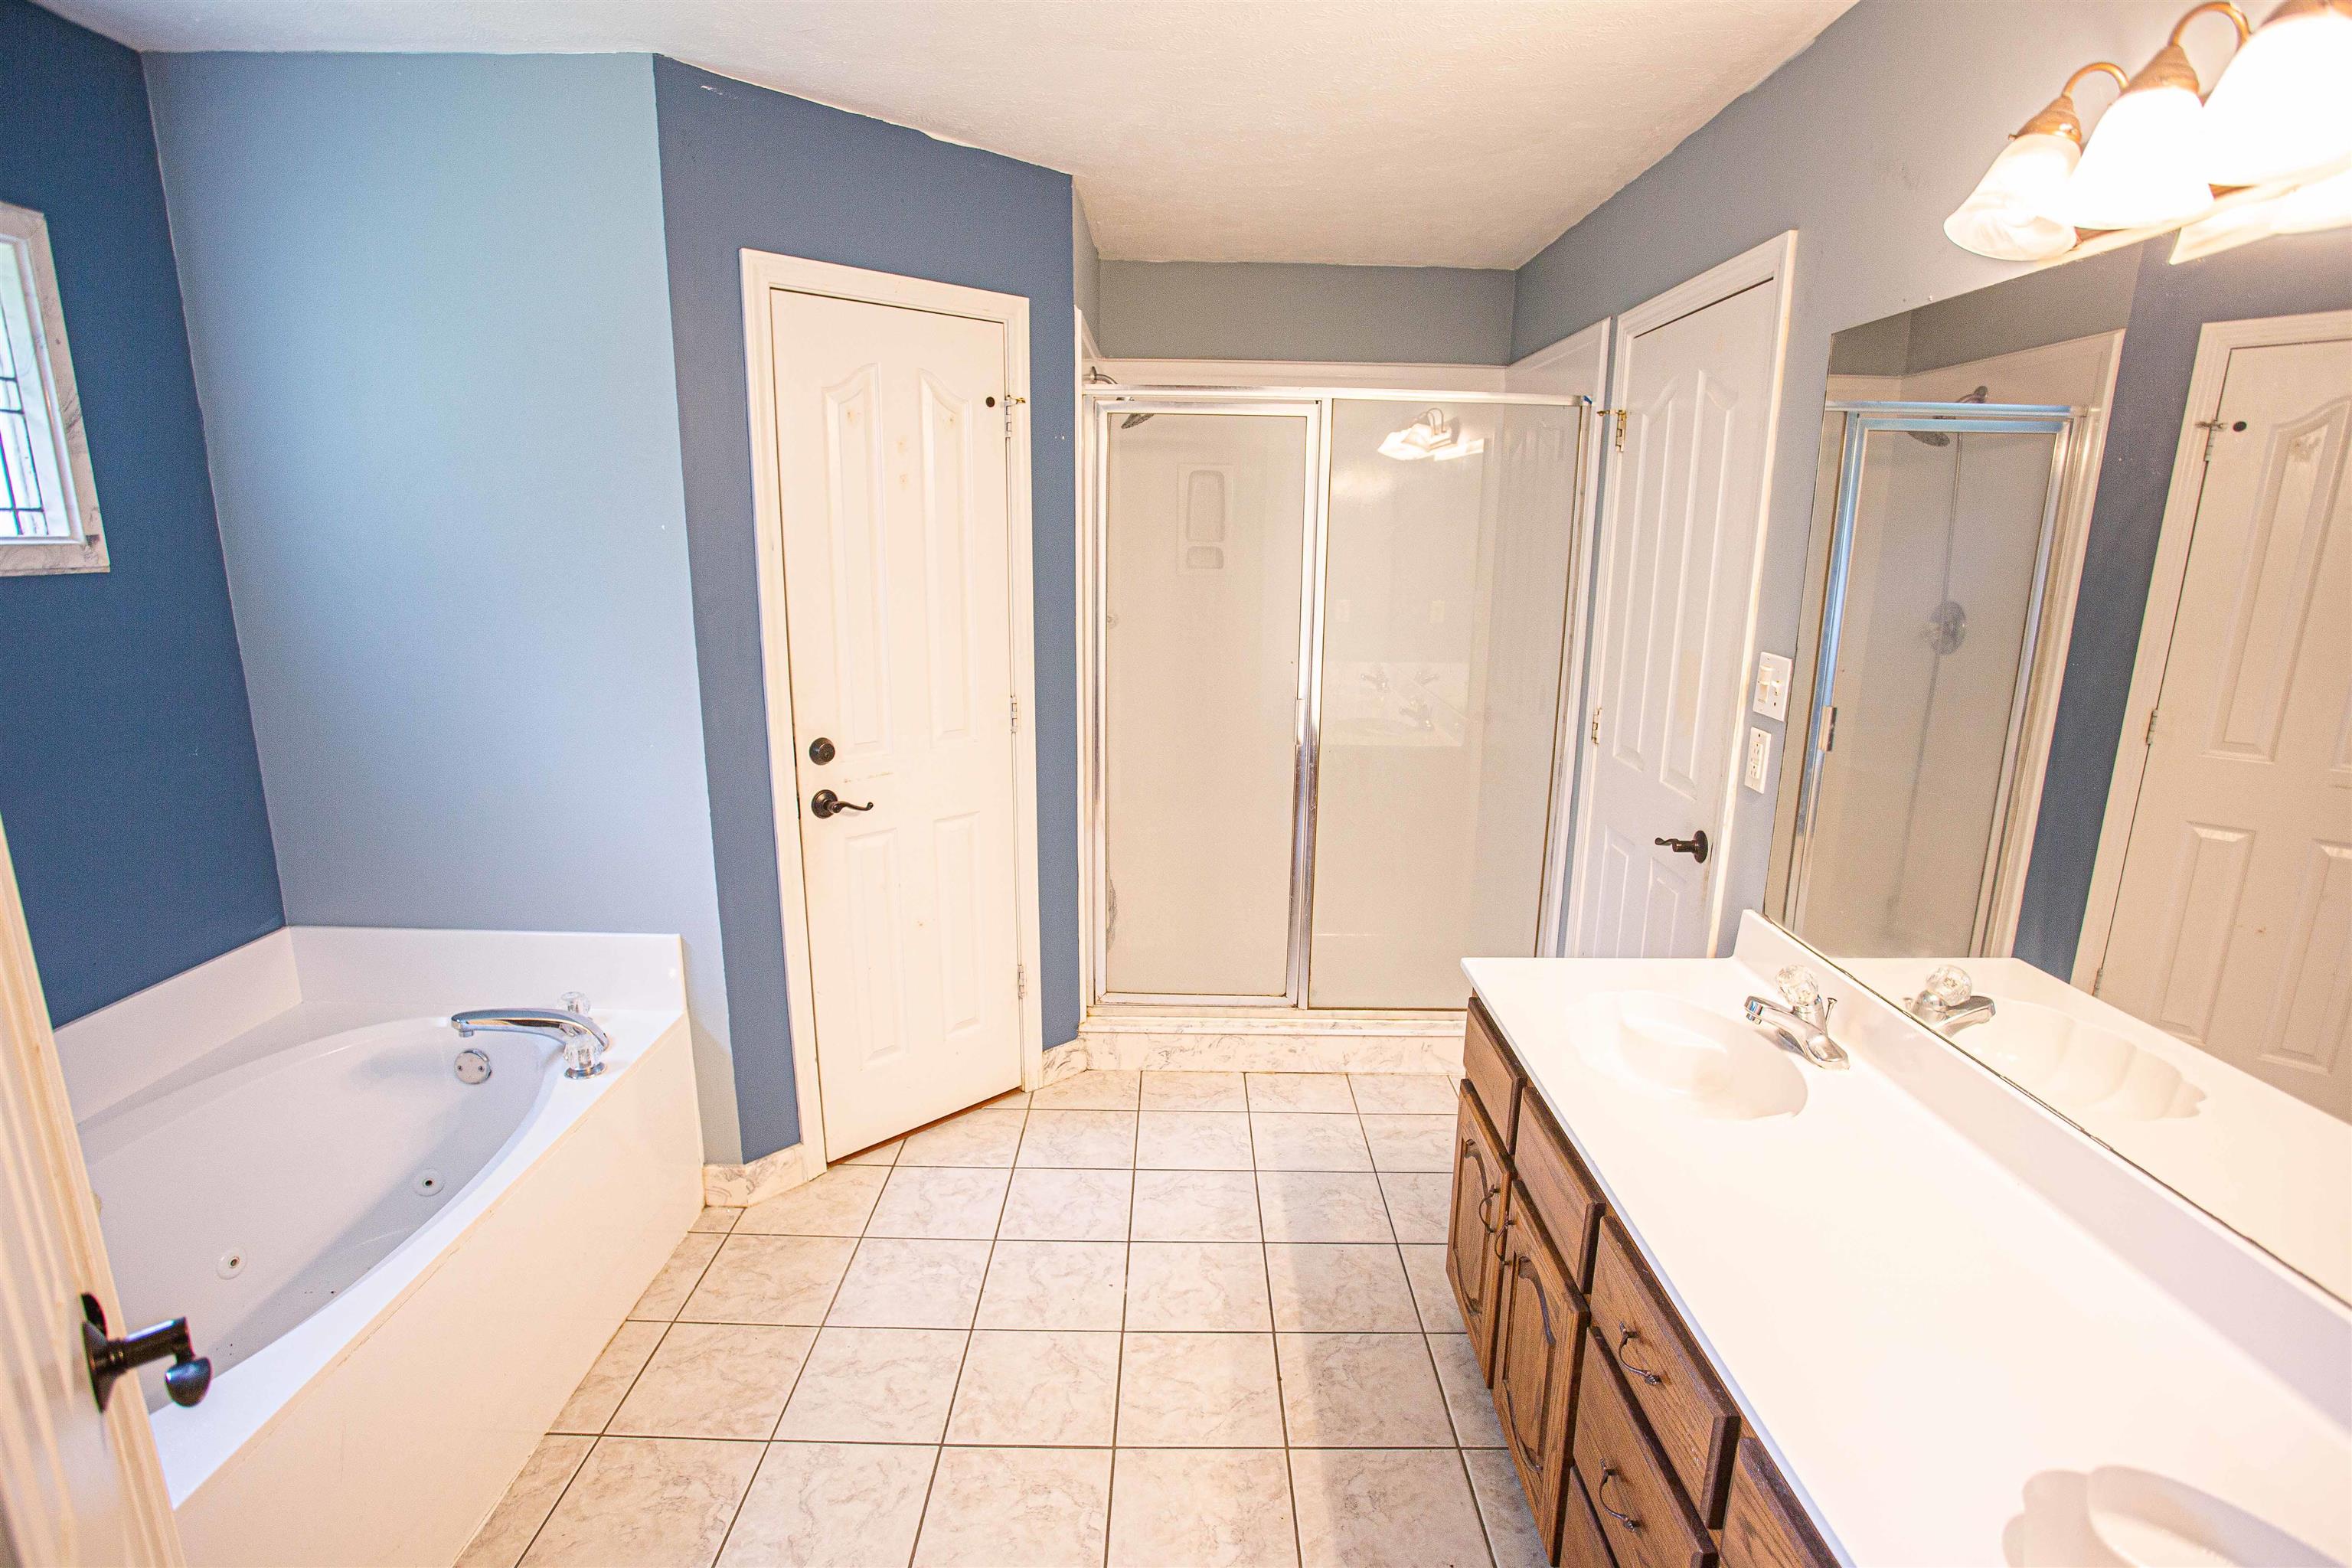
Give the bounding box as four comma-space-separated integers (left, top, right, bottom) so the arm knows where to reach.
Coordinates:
2073, 307, 2352, 987
1565, 231, 1798, 957
739, 250, 1045, 1174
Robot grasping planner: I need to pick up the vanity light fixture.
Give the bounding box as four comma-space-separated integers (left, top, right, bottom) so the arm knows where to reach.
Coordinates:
2200, 0, 2352, 185
2055, 2, 2249, 233
1943, 62, 2128, 261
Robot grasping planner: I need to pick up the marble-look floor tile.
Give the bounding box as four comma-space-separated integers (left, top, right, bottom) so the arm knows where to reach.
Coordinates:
1250, 1113, 1371, 1171
1245, 1073, 1357, 1113
1264, 1244, 1419, 1332
1116, 1331, 1285, 1447
1276, 1332, 1455, 1447
1017, 1109, 1138, 1168
1031, 1068, 1141, 1109
519, 1436, 759, 1568
946, 1329, 1120, 1446
998, 1167, 1132, 1241
1464, 1446, 1550, 1568
456, 1433, 593, 1568
1399, 1243, 1462, 1332
1136, 1110, 1254, 1170
1132, 1169, 1261, 1242
1256, 1172, 1392, 1243
899, 1107, 1027, 1168
630, 1232, 724, 1321
1427, 1332, 1506, 1448
607, 1322, 814, 1440
1138, 1070, 1248, 1111
1379, 1171, 1453, 1244
864, 1165, 1008, 1240
733, 1165, 888, 1237
679, 1234, 855, 1327
1346, 1073, 1459, 1115
773, 1327, 968, 1444
841, 1138, 902, 1167
690, 1206, 743, 1233
913, 1446, 1112, 1568
1287, 1449, 1490, 1568
716, 1442, 935, 1568
1125, 1242, 1272, 1331
1109, 1447, 1299, 1568
550, 1319, 665, 1434
1361, 1114, 1455, 1172
975, 1240, 1127, 1330
825, 1237, 990, 1328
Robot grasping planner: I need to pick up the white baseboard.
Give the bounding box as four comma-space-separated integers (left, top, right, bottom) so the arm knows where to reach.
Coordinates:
1059, 1017, 1464, 1074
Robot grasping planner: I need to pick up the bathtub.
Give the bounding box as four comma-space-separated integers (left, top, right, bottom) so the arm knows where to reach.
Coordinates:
57, 928, 704, 1568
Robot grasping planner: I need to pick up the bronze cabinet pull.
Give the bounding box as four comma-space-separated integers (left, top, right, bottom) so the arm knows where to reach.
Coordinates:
1615, 1323, 1665, 1387
1594, 1464, 1643, 1530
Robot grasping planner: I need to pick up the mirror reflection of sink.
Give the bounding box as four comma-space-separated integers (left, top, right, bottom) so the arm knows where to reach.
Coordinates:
1567, 992, 1808, 1119
2005, 1467, 2333, 1567
1968, 1001, 2204, 1122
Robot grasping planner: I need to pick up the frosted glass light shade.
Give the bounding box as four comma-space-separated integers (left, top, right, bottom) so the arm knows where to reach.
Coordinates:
2057, 84, 2216, 230
1945, 132, 2082, 259
2169, 164, 2352, 263
2202, 3, 2352, 186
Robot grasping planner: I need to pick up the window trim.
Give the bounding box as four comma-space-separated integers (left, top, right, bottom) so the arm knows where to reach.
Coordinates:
0, 201, 106, 577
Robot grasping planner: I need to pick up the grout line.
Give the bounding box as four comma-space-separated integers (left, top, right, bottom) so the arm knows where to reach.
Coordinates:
1241, 1101, 1308, 1568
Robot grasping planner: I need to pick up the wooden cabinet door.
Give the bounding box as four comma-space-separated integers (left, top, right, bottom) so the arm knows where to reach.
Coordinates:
1447, 1084, 1510, 1376
1494, 1184, 1588, 1558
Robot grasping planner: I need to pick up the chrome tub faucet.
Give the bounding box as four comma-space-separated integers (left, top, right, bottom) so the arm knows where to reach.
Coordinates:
1744, 965, 1849, 1070
451, 991, 609, 1078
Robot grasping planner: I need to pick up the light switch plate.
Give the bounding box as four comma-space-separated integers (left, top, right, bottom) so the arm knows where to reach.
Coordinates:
1753, 652, 1793, 721
1744, 726, 1773, 792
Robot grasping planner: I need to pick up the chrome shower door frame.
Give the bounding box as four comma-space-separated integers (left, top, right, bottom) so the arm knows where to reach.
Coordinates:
1786, 400, 2080, 954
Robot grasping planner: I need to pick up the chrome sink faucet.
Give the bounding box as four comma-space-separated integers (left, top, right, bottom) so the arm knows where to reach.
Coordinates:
1743, 965, 1849, 1070
1906, 965, 1997, 1034
452, 991, 609, 1079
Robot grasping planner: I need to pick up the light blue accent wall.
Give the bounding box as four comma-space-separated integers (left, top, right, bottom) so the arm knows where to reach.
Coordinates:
145, 51, 743, 1158
1099, 260, 1516, 364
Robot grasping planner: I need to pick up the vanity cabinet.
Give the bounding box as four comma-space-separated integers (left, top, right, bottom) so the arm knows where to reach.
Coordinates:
1452, 997, 1834, 1568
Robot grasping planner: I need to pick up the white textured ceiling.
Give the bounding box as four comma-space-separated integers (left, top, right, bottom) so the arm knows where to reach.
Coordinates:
54, 0, 1852, 268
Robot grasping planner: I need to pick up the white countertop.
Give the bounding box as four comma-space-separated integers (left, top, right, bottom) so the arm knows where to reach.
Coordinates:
1464, 921, 2352, 1567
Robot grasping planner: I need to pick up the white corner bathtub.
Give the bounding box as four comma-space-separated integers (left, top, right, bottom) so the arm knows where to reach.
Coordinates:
57, 928, 705, 1568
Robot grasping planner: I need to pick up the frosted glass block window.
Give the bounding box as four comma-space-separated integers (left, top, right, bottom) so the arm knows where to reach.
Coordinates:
0, 201, 106, 575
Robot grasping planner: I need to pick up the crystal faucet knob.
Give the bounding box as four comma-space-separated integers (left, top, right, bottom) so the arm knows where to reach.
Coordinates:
1924, 965, 1973, 1007
561, 991, 590, 1016
1775, 965, 1821, 1011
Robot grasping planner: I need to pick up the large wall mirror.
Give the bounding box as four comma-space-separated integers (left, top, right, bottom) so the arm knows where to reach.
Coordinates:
1767, 228, 2351, 1302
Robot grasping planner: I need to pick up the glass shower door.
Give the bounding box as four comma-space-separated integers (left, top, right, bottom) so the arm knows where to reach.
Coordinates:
1099, 405, 1315, 998
1306, 399, 1583, 1008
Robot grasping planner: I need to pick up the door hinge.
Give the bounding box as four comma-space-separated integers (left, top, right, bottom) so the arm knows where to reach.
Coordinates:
1004, 393, 1027, 437
1612, 409, 1628, 451
2143, 707, 2159, 746
1589, 706, 1602, 746
1016, 963, 1027, 999
1010, 695, 1021, 734
2091, 964, 2105, 995
1821, 706, 1839, 753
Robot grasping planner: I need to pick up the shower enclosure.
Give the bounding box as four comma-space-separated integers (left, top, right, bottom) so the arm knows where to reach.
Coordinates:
1083, 387, 1589, 1011
1785, 399, 2089, 957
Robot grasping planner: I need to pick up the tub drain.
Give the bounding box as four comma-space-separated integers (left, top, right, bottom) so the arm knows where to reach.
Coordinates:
216, 1250, 247, 1279
413, 1170, 445, 1197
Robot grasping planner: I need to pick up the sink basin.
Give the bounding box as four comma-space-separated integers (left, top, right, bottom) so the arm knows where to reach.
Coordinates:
1567, 991, 1808, 1119
2007, 1467, 2333, 1566
1965, 1001, 2203, 1122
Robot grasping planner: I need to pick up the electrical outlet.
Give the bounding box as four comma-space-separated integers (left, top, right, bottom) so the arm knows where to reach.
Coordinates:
1753, 652, 1793, 721
1744, 726, 1773, 792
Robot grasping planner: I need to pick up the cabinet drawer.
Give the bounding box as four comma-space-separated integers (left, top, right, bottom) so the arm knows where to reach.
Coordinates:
1514, 1090, 1606, 1289
1719, 1439, 1834, 1568
1464, 996, 1521, 1146
1563, 1466, 1620, 1568
1494, 1187, 1588, 1560
1572, 1330, 1716, 1568
1588, 1217, 1739, 1524
1446, 1085, 1510, 1380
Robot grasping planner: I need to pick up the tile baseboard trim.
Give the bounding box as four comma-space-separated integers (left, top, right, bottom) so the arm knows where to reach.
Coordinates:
702, 1142, 812, 1207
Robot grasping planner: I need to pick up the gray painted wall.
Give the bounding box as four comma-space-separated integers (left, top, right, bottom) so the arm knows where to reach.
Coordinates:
146, 52, 743, 1158
1507, 0, 2210, 954
1099, 260, 1515, 363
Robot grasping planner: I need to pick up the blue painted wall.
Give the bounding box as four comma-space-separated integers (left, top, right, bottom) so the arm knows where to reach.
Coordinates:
652, 58, 1082, 1160
145, 52, 746, 1158
0, 0, 282, 1026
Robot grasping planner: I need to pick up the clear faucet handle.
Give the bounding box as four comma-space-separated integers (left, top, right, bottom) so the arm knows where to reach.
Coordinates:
560, 991, 590, 1016
1775, 966, 1821, 1010
1923, 965, 1973, 1007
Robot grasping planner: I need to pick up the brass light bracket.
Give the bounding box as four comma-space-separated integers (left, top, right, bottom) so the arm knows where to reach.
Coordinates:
2128, 0, 2252, 97
2014, 61, 2131, 143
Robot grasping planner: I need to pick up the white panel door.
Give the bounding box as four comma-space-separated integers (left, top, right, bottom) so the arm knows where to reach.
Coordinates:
2099, 335, 2352, 1117
769, 289, 1023, 1156
0, 816, 183, 1567
1576, 279, 1782, 957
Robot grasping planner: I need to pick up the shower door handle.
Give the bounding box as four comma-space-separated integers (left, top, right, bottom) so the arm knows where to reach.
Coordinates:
1654, 830, 1710, 864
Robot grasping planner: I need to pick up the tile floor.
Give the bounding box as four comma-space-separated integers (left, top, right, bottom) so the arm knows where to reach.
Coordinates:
461, 1070, 1547, 1568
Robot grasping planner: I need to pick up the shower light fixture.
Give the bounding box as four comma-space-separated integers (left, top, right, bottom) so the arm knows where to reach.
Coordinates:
1943, 0, 2352, 263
